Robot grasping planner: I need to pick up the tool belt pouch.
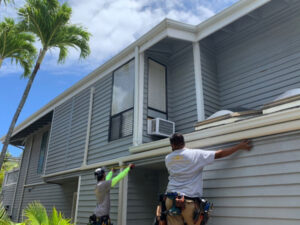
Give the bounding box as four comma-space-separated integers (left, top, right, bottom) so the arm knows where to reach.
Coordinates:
200, 199, 213, 225
88, 214, 97, 225
175, 195, 185, 209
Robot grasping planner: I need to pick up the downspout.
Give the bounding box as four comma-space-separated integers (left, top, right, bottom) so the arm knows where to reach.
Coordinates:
193, 41, 205, 121
82, 87, 95, 166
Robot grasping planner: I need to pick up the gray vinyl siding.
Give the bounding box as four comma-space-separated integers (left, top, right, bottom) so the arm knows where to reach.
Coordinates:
142, 45, 197, 143
201, 131, 300, 225
26, 126, 50, 184
214, 0, 300, 110
46, 88, 90, 174
87, 74, 132, 164
126, 168, 159, 225
77, 171, 119, 225
11, 137, 32, 221
1, 184, 16, 216
200, 38, 220, 118
167, 45, 197, 133
19, 183, 76, 221
127, 131, 300, 225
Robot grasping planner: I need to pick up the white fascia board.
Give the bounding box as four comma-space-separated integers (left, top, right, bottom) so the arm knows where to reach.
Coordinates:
139, 29, 168, 53
196, 0, 271, 41
166, 27, 196, 42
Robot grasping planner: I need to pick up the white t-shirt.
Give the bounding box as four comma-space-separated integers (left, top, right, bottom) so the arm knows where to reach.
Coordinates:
165, 148, 215, 198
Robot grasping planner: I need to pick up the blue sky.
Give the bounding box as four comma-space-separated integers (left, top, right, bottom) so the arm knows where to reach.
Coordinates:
0, 0, 238, 157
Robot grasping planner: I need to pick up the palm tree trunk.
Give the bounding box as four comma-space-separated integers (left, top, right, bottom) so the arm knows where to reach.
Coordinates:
0, 48, 47, 169
0, 58, 3, 68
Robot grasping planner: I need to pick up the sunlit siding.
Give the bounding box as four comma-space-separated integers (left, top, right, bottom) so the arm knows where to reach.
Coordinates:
215, 0, 300, 110
46, 88, 90, 174
202, 131, 300, 225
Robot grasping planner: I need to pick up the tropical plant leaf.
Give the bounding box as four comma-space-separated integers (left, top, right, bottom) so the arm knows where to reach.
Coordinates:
0, 17, 36, 77
24, 201, 49, 225
0, 202, 12, 225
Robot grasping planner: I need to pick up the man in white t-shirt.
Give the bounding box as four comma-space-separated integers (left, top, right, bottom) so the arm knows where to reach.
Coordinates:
165, 133, 252, 225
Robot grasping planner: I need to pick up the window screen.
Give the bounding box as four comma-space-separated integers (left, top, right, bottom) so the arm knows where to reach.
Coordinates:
148, 59, 166, 113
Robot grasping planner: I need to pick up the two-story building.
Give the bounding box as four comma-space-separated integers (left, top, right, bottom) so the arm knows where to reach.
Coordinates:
2, 0, 300, 224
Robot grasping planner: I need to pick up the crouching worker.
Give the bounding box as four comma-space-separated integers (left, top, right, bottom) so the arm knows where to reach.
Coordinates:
88, 164, 135, 225
165, 133, 252, 225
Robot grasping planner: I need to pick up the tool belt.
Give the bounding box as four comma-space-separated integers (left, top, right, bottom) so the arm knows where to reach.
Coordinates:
162, 193, 213, 225
88, 214, 112, 225
166, 192, 183, 216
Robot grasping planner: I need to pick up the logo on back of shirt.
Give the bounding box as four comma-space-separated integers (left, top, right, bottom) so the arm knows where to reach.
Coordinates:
167, 155, 191, 166
173, 155, 183, 160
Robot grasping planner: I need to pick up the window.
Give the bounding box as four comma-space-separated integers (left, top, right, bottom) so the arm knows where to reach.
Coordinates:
110, 60, 135, 141
4, 170, 18, 186
37, 131, 49, 174
148, 59, 167, 117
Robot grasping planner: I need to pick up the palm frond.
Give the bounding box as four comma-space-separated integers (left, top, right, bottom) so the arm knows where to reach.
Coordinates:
0, 202, 12, 225
0, 17, 36, 77
18, 0, 91, 63
24, 201, 49, 225
0, 0, 14, 6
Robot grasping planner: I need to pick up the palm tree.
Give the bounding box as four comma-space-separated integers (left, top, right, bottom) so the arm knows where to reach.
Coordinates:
0, 0, 13, 6
0, 0, 91, 169
24, 202, 72, 225
0, 18, 36, 76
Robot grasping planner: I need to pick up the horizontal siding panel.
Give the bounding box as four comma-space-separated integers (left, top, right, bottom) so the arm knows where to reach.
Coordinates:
214, 2, 300, 109
200, 38, 220, 118
46, 87, 91, 174
20, 183, 77, 222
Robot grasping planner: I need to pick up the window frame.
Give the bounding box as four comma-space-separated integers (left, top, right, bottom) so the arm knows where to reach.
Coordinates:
108, 59, 135, 141
37, 131, 49, 174
147, 57, 168, 118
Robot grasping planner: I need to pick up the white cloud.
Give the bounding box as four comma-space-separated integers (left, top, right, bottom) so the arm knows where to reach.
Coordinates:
0, 0, 238, 76
68, 0, 215, 65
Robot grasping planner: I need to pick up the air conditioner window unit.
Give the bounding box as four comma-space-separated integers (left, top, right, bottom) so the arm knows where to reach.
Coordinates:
147, 118, 175, 137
